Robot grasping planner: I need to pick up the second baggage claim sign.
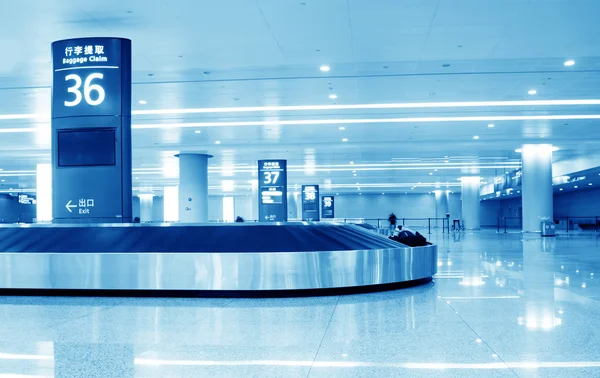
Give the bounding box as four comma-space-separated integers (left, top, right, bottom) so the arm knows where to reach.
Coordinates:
258, 160, 288, 222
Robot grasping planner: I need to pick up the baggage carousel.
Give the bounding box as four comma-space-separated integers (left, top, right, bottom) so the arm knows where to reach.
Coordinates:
0, 222, 437, 296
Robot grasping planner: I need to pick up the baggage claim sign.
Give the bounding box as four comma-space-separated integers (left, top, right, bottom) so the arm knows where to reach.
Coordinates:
258, 160, 288, 222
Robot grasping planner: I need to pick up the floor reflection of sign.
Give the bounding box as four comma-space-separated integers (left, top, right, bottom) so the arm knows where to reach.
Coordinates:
65, 198, 95, 214
302, 185, 319, 221
322, 196, 335, 218
258, 160, 287, 222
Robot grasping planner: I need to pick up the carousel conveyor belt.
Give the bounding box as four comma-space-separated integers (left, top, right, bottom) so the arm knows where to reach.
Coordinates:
0, 222, 437, 296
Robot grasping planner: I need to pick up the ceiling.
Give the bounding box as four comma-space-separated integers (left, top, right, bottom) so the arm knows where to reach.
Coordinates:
1, 0, 600, 195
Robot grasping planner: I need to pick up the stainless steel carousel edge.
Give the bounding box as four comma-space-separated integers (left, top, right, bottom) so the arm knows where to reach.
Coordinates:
0, 245, 437, 291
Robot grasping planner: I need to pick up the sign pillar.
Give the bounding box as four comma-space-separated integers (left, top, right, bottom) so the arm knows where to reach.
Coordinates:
51, 38, 132, 223
321, 196, 335, 219
258, 160, 288, 222
301, 185, 320, 221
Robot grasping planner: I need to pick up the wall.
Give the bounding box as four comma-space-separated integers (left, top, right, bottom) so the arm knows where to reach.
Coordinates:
480, 187, 600, 226
333, 193, 461, 221
554, 187, 600, 217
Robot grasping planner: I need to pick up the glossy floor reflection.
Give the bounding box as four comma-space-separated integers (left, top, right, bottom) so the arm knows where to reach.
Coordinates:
2, 231, 600, 377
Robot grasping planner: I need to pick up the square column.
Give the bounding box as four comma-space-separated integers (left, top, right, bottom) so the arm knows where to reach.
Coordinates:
177, 153, 212, 223
461, 177, 481, 230
521, 144, 554, 233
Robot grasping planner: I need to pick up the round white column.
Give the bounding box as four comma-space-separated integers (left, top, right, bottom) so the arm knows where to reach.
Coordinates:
521, 144, 553, 233
177, 153, 212, 223
461, 177, 481, 230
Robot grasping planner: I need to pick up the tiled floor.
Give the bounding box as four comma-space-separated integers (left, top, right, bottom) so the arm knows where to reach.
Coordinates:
1, 231, 600, 377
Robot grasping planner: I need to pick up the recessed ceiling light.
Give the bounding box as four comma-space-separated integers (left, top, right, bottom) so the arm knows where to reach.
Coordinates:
338, 126, 345, 130
138, 100, 147, 105
329, 94, 338, 100
575, 186, 578, 189
473, 135, 480, 140
349, 161, 354, 165
194, 130, 202, 134
342, 138, 348, 142
215, 140, 221, 144
434, 169, 438, 172
353, 173, 357, 176
320, 65, 330, 72
444, 160, 449, 163
429, 172, 433, 175
528, 89, 537, 95
1, 179, 4, 182
382, 192, 385, 195
488, 124, 495, 128
564, 60, 575, 67
560, 188, 563, 191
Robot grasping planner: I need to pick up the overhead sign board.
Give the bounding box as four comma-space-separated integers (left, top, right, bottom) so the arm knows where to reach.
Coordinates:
52, 38, 131, 119
301, 185, 320, 221
322, 196, 335, 219
258, 160, 288, 222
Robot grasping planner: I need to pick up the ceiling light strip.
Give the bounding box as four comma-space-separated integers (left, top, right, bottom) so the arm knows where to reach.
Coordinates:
131, 114, 600, 129
131, 99, 600, 115
3, 99, 600, 121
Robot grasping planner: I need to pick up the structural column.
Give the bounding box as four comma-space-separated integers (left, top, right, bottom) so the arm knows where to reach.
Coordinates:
434, 190, 449, 228
177, 153, 212, 223
521, 144, 553, 233
139, 194, 153, 223
461, 177, 481, 230
287, 192, 300, 220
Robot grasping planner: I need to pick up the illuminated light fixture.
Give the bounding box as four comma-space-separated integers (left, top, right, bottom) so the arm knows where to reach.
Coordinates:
342, 138, 348, 142
163, 186, 179, 222
7, 99, 600, 122
564, 60, 575, 66
319, 65, 330, 72
590, 183, 593, 186
575, 186, 578, 189
515, 146, 559, 153
353, 173, 357, 176
36, 164, 52, 222
6, 114, 600, 134
473, 135, 480, 140
215, 140, 221, 144
528, 89, 537, 95
349, 161, 354, 165
194, 130, 202, 134
329, 94, 338, 100
382, 192, 385, 195
138, 100, 148, 105
338, 126, 345, 130
560, 188, 563, 191
131, 114, 600, 130
429, 172, 433, 175
444, 160, 449, 163
488, 124, 495, 128
222, 180, 235, 192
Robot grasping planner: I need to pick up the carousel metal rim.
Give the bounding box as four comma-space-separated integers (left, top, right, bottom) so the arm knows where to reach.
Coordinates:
0, 244, 437, 292
0, 221, 349, 228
